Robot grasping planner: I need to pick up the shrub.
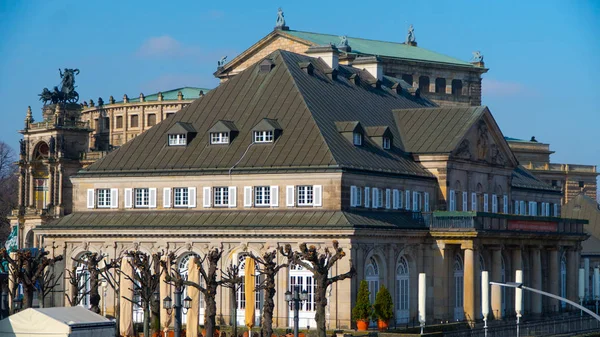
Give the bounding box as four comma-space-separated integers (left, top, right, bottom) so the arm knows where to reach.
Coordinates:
352, 280, 372, 321
373, 285, 394, 322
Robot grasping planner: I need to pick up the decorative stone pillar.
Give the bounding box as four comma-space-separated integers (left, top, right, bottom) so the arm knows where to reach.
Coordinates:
531, 247, 542, 315
490, 247, 503, 319
462, 242, 476, 325
548, 247, 560, 312
566, 247, 579, 303
432, 241, 451, 321
28, 166, 34, 207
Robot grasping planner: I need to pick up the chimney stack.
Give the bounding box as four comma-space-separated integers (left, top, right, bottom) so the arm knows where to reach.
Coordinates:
353, 56, 383, 81
305, 44, 339, 70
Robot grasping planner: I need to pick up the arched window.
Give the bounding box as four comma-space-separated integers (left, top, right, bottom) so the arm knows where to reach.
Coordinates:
560, 253, 567, 309
454, 254, 464, 321
75, 254, 91, 309
419, 76, 430, 93
179, 253, 203, 325
366, 257, 380, 304
435, 78, 446, 94
395, 256, 410, 323
289, 263, 317, 328
237, 254, 261, 326
33, 142, 49, 160
451, 79, 463, 96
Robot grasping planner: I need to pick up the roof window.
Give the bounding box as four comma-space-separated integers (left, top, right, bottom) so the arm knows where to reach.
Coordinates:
166, 122, 196, 147
353, 132, 362, 146
254, 131, 274, 143
365, 126, 393, 150
168, 134, 187, 146
210, 132, 229, 144
251, 118, 282, 143
208, 120, 238, 145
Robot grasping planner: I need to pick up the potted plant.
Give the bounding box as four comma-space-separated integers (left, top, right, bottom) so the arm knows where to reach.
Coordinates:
373, 285, 394, 331
352, 280, 372, 331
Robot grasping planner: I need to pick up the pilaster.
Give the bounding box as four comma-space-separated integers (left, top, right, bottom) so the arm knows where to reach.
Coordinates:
490, 246, 503, 319
530, 246, 542, 315
547, 246, 560, 312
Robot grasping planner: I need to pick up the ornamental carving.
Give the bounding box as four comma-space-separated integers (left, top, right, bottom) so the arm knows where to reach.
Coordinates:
455, 139, 471, 160
476, 120, 489, 161
491, 144, 506, 166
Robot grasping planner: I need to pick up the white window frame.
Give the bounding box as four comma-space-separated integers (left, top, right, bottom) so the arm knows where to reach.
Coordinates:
210, 132, 229, 144
253, 130, 274, 143
97, 189, 111, 208
254, 186, 271, 206
168, 134, 187, 146
353, 132, 362, 146
449, 190, 456, 211
385, 189, 391, 209
297, 186, 314, 206
484, 194, 489, 212
174, 187, 190, 207
514, 200, 519, 215
462, 192, 468, 212
492, 194, 498, 213
503, 195, 508, 213
424, 192, 430, 212
471, 192, 477, 212
520, 201, 526, 215
135, 188, 150, 208
405, 190, 411, 210
383, 137, 391, 150
365, 187, 370, 208
213, 187, 229, 207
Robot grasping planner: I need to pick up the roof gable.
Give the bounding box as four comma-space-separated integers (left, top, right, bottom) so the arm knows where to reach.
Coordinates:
209, 120, 238, 133
252, 118, 282, 131
365, 126, 392, 138
167, 122, 196, 134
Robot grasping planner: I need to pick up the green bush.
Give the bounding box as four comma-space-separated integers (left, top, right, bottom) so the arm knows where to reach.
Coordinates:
373, 285, 394, 322
352, 280, 372, 321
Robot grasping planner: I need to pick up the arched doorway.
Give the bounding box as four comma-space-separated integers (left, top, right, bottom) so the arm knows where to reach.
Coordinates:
288, 263, 317, 328
75, 254, 91, 309
179, 253, 204, 325
395, 256, 410, 323
237, 254, 262, 326
454, 254, 464, 321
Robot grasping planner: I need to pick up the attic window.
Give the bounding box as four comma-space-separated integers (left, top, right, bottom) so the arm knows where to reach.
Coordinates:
259, 59, 275, 73
254, 131, 274, 143
210, 132, 229, 144
383, 137, 391, 150
169, 134, 187, 146
353, 132, 362, 146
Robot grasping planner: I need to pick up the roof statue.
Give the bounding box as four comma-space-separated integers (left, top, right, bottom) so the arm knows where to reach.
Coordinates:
406, 24, 416, 44
275, 8, 286, 28
39, 68, 80, 105
338, 35, 348, 47
471, 51, 484, 63
217, 56, 228, 68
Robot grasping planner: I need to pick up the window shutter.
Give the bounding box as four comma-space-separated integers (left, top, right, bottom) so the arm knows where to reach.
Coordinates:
462, 192, 468, 212
554, 203, 558, 217
87, 189, 95, 209
385, 189, 391, 209
492, 194, 498, 213
286, 186, 295, 207
371, 188, 377, 208
188, 187, 196, 208
313, 185, 322, 207
229, 186, 237, 208
503, 195, 508, 213
110, 188, 119, 209
484, 194, 489, 212
424, 192, 430, 212
405, 190, 410, 210
244, 186, 253, 207
392, 189, 399, 209
124, 188, 133, 208
365, 187, 370, 208
520, 201, 526, 215
149, 188, 157, 208
546, 202, 550, 217
449, 190, 456, 211
203, 187, 212, 208
413, 191, 418, 211
399, 190, 403, 209
270, 186, 279, 207
514, 200, 519, 215
350, 186, 357, 207
357, 187, 362, 207
163, 188, 171, 208
471, 193, 477, 211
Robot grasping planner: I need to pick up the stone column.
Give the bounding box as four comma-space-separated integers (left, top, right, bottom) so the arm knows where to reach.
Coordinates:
490, 247, 503, 319
48, 165, 54, 207
462, 242, 476, 325
28, 167, 34, 207
433, 241, 451, 321
18, 168, 24, 207
548, 247, 560, 312
566, 247, 579, 303
531, 247, 542, 315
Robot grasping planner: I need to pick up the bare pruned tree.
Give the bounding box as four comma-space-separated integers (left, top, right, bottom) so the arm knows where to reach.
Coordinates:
39, 267, 63, 307
220, 263, 243, 337
101, 257, 121, 332
280, 241, 356, 337
65, 264, 89, 307
71, 252, 118, 313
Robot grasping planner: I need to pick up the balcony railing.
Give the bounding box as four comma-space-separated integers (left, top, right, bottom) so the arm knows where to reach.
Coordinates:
426, 211, 586, 234
27, 119, 90, 131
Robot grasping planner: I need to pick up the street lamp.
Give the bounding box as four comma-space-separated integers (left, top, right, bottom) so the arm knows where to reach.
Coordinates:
163, 282, 190, 337
12, 296, 22, 313
285, 286, 308, 337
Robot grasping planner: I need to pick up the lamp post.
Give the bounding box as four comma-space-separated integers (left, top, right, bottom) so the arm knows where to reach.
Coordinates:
285, 286, 308, 337
164, 282, 192, 337
579, 268, 585, 317
481, 271, 489, 337
12, 295, 23, 314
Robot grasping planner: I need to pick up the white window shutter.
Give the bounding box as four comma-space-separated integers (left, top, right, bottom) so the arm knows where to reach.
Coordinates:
514, 200, 519, 215
110, 188, 119, 208
399, 190, 403, 209
313, 185, 322, 207
503, 195, 508, 213
203, 187, 212, 208
163, 188, 171, 208
124, 188, 133, 208
365, 187, 370, 208
385, 189, 391, 209
462, 192, 468, 212
244, 186, 253, 207
188, 187, 196, 208
270, 186, 278, 207
350, 186, 357, 207
149, 188, 157, 208
449, 190, 456, 211
424, 192, 430, 212
413, 191, 418, 211
286, 186, 295, 207
87, 189, 95, 209
484, 194, 489, 212
371, 188, 377, 208
405, 190, 410, 210
492, 194, 498, 213
471, 192, 477, 211
392, 189, 399, 209
228, 186, 237, 208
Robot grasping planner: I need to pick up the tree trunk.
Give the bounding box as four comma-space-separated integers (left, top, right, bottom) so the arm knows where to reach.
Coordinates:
23, 286, 34, 309
230, 287, 238, 337
205, 285, 218, 337
261, 286, 276, 337
150, 296, 160, 335
89, 270, 101, 313
314, 276, 328, 337
144, 306, 151, 337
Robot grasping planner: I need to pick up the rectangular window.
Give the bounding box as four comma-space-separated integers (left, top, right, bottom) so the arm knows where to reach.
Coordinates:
471, 192, 477, 211
116, 116, 123, 129
166, 112, 175, 118
462, 192, 468, 212
97, 189, 111, 208
579, 181, 585, 188
210, 132, 230, 144
168, 134, 187, 146
382, 137, 391, 149
135, 188, 149, 207
103, 117, 110, 130
130, 115, 139, 128
174, 188, 189, 207
254, 131, 274, 143
213, 187, 229, 207
503, 195, 508, 213
520, 201, 526, 215
147, 114, 156, 127
353, 132, 362, 146
492, 194, 498, 213
449, 190, 456, 211
297, 185, 313, 206
254, 186, 271, 206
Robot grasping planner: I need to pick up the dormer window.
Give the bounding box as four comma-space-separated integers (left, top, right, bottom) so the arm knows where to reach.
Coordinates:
168, 134, 187, 146
353, 132, 362, 146
210, 132, 229, 144
254, 131, 274, 143
383, 137, 391, 149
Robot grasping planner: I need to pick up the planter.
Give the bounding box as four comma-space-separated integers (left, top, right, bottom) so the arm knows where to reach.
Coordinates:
377, 319, 389, 331
356, 320, 369, 331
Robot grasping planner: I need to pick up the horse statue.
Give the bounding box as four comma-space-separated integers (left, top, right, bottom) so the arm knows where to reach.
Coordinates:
39, 68, 80, 105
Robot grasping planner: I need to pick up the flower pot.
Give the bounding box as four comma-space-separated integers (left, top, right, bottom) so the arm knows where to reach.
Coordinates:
377, 319, 389, 331
356, 319, 369, 331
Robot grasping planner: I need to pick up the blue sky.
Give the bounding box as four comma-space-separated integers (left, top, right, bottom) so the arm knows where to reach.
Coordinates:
0, 1, 598, 172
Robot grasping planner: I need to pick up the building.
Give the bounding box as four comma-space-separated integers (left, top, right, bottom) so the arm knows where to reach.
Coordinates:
25, 49, 586, 329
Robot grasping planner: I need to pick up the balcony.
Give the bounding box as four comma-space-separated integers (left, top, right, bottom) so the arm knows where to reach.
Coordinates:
27, 119, 90, 131
424, 211, 586, 234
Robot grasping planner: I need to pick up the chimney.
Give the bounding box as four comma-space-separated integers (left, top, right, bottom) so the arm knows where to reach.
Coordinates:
305, 44, 339, 70
353, 56, 383, 81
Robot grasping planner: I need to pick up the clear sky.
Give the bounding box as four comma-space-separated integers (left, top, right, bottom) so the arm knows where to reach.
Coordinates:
0, 1, 598, 174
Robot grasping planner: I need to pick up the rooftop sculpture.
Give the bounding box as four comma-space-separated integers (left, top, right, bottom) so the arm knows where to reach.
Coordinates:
275, 8, 286, 28
217, 56, 227, 68
406, 24, 416, 44
471, 51, 484, 63
39, 68, 80, 105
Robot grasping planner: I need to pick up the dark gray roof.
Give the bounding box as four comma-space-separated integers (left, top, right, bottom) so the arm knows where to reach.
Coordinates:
512, 166, 560, 192
252, 118, 282, 131
335, 121, 361, 133
393, 106, 487, 153
81, 50, 435, 179
40, 210, 427, 232
167, 122, 196, 134
365, 126, 391, 137
209, 120, 238, 133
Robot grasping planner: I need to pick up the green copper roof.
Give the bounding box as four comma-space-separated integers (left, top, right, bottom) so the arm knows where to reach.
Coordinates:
120, 87, 212, 103
285, 30, 474, 67
504, 137, 531, 143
